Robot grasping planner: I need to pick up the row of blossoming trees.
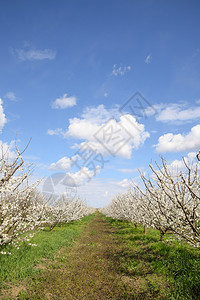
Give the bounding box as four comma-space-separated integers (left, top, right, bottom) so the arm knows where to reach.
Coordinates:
101, 156, 200, 248
0, 142, 94, 252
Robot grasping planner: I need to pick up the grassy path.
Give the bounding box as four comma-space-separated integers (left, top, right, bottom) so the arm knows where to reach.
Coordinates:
23, 213, 132, 299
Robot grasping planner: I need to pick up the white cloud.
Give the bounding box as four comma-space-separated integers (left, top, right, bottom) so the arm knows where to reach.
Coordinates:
66, 118, 100, 139
22, 48, 56, 61
145, 54, 152, 64
48, 105, 149, 159
81, 104, 119, 124
117, 178, 130, 188
156, 103, 200, 122
0, 99, 7, 133
4, 92, 17, 101
49, 156, 74, 171
145, 101, 200, 123
112, 64, 131, 76
155, 124, 200, 153
66, 166, 101, 187
47, 104, 121, 136
67, 115, 149, 159
48, 153, 101, 186
73, 140, 134, 159
14, 47, 56, 61
51, 93, 77, 109
41, 166, 101, 200
47, 128, 64, 136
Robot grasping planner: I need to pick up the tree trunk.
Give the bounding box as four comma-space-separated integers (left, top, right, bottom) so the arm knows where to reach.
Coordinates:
160, 231, 164, 241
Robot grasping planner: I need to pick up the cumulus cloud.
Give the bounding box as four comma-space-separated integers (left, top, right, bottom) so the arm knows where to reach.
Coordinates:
67, 115, 149, 159
0, 99, 7, 133
155, 124, 200, 153
66, 118, 100, 139
145, 54, 152, 64
14, 47, 56, 61
112, 64, 131, 76
49, 156, 74, 171
66, 166, 101, 187
48, 104, 149, 159
51, 93, 77, 109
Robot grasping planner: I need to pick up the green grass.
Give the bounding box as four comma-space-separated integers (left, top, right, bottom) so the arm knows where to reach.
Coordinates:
0, 214, 94, 292
104, 216, 200, 299
1, 213, 200, 299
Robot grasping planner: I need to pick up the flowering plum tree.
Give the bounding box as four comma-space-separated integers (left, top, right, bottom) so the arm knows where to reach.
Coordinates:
101, 156, 200, 248
0, 141, 46, 248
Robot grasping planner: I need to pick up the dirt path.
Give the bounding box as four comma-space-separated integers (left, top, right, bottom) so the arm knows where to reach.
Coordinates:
24, 213, 135, 299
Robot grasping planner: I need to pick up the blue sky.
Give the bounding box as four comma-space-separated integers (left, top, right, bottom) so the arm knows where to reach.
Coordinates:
0, 0, 200, 207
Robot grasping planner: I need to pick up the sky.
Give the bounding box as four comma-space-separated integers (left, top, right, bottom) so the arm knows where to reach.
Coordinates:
0, 0, 200, 207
